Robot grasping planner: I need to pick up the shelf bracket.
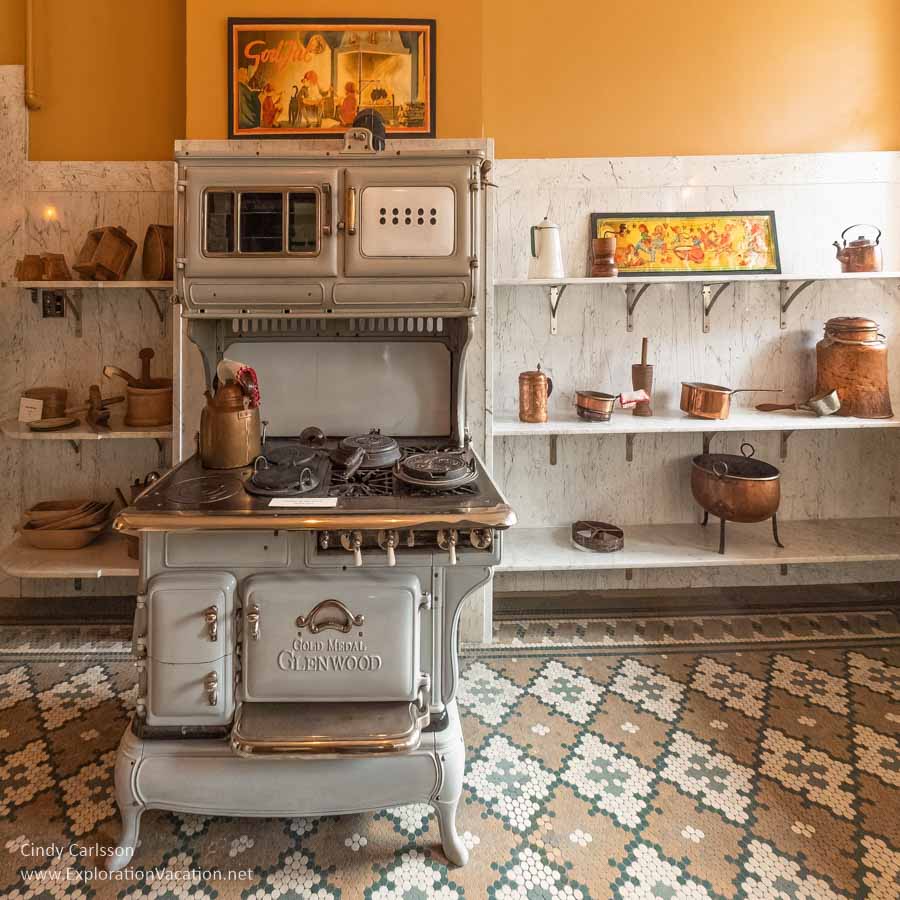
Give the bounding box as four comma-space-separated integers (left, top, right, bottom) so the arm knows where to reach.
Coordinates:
624, 283, 651, 332
779, 280, 814, 330
154, 438, 167, 468
625, 568, 633, 582
779, 564, 789, 577
702, 431, 719, 455
701, 282, 731, 333
779, 430, 794, 461
64, 291, 83, 338
144, 288, 168, 334
549, 435, 558, 466
546, 284, 567, 336
67, 439, 80, 454
625, 433, 635, 462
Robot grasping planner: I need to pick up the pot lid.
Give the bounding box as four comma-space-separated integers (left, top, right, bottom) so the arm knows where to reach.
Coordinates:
848, 235, 877, 247
520, 363, 549, 379
333, 429, 401, 469
534, 216, 559, 230
824, 316, 879, 332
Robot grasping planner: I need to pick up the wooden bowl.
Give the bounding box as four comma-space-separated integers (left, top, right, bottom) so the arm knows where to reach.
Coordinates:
19, 521, 109, 550
26, 502, 113, 531
24, 499, 94, 525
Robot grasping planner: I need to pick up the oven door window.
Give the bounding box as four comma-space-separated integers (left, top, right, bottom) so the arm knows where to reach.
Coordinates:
239, 192, 284, 254
204, 191, 235, 254
287, 191, 319, 254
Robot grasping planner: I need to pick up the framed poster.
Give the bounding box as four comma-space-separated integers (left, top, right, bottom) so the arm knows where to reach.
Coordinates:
228, 18, 436, 139
590, 211, 780, 276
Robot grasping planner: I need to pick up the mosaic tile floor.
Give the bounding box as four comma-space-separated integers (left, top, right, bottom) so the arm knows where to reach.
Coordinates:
1, 628, 899, 897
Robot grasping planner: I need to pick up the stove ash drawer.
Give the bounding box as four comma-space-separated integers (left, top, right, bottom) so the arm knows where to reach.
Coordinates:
146, 656, 234, 727
146, 573, 237, 664
242, 572, 428, 703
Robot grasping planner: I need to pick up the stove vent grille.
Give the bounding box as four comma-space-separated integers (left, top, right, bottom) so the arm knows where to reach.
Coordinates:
228, 317, 446, 336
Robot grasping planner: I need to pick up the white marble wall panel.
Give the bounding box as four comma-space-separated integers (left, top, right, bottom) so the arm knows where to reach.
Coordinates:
0, 67, 27, 597
492, 152, 900, 595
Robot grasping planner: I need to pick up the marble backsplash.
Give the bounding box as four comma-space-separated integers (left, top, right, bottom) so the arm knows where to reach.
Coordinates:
491, 153, 900, 592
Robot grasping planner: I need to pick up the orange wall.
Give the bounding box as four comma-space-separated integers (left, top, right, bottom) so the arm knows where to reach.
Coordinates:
0, 0, 185, 160
483, 0, 900, 158
185, 0, 482, 141
2, 0, 900, 159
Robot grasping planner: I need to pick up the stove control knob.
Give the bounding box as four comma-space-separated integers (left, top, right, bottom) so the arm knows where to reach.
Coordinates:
469, 529, 493, 550
341, 530, 364, 567
319, 532, 330, 550
437, 529, 459, 565
406, 531, 416, 548
378, 529, 399, 566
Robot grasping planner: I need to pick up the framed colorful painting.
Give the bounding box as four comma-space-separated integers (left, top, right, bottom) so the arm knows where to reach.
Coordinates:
228, 18, 436, 139
590, 211, 780, 276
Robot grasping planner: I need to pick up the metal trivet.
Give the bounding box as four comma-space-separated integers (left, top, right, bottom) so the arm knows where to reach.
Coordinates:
571, 520, 624, 552
164, 475, 245, 505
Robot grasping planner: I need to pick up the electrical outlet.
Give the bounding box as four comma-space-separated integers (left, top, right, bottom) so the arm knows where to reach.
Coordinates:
42, 291, 66, 318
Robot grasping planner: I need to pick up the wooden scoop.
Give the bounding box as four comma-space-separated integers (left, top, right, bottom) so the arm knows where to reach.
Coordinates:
103, 365, 141, 387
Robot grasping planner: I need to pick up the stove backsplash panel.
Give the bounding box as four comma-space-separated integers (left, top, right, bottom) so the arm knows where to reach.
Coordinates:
229, 338, 451, 437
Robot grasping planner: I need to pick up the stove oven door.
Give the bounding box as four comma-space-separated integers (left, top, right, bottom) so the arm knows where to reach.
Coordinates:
241, 571, 428, 703
339, 165, 475, 281
182, 166, 339, 283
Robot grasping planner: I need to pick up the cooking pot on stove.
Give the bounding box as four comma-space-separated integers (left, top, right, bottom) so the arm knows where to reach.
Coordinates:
330, 429, 401, 478
199, 380, 262, 469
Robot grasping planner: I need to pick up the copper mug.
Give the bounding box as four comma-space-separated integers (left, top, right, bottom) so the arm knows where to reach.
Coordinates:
519, 364, 553, 423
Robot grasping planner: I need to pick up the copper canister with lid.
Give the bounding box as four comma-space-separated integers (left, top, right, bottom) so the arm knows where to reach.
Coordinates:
518, 364, 553, 423
816, 317, 892, 418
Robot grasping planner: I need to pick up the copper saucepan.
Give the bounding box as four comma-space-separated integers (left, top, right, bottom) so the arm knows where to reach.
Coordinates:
680, 382, 782, 420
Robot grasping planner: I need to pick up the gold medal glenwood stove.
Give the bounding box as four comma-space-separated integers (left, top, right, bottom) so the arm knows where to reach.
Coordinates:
107, 131, 514, 870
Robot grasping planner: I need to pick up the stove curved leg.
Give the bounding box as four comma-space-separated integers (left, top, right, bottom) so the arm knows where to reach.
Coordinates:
108, 805, 142, 871
701, 511, 709, 527
433, 797, 468, 867
718, 517, 726, 555
107, 725, 145, 871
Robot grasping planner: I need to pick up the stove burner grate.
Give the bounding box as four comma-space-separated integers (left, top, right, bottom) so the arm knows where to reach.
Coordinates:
164, 475, 244, 505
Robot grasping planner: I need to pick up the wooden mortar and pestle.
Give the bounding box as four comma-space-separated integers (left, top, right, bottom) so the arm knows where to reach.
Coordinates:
103, 348, 173, 427
631, 337, 653, 416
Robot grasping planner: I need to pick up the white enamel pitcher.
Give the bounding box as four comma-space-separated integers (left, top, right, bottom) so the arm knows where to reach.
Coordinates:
528, 217, 565, 279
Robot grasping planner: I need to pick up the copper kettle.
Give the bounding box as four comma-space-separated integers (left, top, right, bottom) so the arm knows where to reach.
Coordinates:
833, 224, 882, 273
199, 380, 262, 469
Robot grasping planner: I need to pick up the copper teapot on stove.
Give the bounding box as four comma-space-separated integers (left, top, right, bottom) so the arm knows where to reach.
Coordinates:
199, 380, 262, 469
833, 224, 882, 273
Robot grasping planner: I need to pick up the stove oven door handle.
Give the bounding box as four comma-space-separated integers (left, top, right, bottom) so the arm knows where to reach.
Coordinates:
296, 599, 365, 635
345, 186, 357, 236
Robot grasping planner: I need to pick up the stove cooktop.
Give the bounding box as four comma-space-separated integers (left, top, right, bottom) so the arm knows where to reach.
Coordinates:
121, 433, 515, 531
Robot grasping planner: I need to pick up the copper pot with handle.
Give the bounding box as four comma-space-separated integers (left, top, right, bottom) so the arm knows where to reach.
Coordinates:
680, 382, 781, 420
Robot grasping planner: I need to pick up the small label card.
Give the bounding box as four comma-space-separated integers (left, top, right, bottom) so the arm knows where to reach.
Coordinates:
18, 398, 43, 422
268, 497, 339, 508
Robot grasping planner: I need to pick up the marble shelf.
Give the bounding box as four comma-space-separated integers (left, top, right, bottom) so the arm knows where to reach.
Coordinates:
2, 418, 172, 442
2, 280, 173, 290
493, 409, 900, 437
0, 532, 138, 579
494, 272, 900, 287
498, 517, 900, 573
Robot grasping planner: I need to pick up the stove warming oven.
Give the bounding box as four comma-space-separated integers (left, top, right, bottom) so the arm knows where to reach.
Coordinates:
107, 132, 513, 871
